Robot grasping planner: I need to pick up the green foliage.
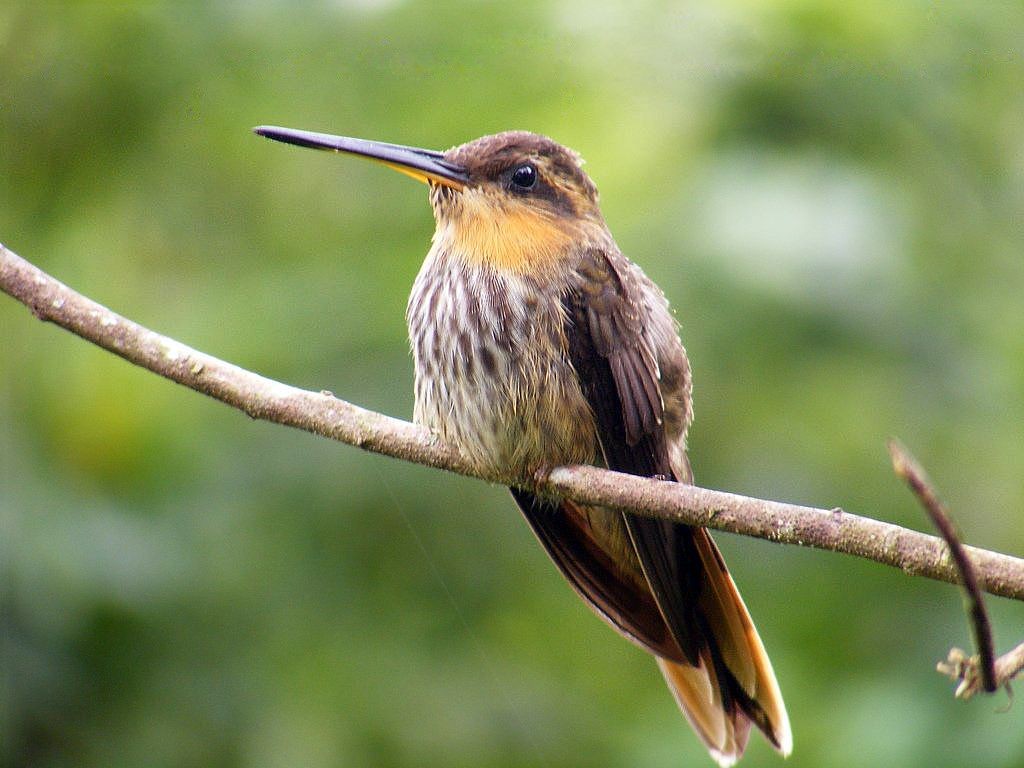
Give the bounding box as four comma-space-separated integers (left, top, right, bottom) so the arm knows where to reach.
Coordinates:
2, 3, 1022, 766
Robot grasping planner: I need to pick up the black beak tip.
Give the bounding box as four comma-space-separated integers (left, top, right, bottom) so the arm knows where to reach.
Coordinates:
251, 125, 320, 152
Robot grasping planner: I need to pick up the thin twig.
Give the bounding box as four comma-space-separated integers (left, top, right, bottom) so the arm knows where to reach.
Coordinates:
888, 439, 998, 692
3, 241, 1024, 602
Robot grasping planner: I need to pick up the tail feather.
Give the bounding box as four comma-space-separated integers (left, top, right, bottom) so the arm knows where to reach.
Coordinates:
659, 528, 792, 763
509, 489, 790, 763
658, 654, 751, 767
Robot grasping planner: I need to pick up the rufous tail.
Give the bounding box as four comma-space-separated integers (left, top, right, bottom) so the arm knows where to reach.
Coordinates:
658, 529, 792, 766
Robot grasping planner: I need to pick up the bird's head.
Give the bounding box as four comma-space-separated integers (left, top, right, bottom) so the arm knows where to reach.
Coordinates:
255, 126, 609, 274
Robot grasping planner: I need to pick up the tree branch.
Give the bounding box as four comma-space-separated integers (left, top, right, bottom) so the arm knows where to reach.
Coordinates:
3, 241, 1024, 603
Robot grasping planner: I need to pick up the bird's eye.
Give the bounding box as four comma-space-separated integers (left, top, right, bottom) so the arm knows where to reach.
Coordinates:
510, 164, 537, 191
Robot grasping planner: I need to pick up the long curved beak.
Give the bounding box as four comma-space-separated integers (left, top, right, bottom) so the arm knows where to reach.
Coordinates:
253, 126, 468, 189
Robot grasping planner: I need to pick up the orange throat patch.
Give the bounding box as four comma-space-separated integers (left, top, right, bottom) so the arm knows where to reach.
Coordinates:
433, 190, 580, 274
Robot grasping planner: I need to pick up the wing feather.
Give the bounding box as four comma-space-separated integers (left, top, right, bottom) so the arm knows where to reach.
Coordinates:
553, 247, 790, 760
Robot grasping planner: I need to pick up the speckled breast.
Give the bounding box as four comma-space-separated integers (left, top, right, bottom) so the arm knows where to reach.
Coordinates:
405, 248, 598, 478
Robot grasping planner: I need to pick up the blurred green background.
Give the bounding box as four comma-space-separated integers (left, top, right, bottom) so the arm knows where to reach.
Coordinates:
2, 3, 1023, 767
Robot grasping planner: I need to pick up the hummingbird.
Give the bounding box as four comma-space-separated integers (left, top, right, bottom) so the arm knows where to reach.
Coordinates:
255, 125, 792, 765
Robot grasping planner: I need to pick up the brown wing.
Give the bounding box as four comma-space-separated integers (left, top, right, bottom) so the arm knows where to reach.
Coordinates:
568, 248, 668, 471
515, 247, 791, 762
564, 248, 709, 661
